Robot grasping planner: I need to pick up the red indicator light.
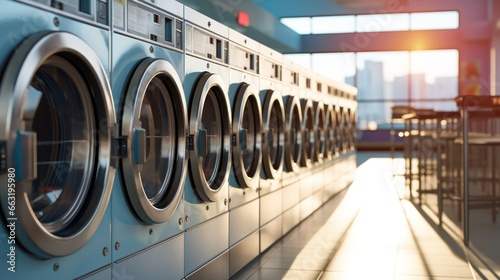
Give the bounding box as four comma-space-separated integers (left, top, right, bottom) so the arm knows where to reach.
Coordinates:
237, 11, 250, 27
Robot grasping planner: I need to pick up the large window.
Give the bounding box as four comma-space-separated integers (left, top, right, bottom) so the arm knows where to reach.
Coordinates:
410, 11, 459, 30
356, 13, 409, 33
356, 52, 410, 130
285, 50, 458, 131
312, 16, 356, 34
284, 53, 357, 86
312, 53, 356, 86
281, 11, 459, 34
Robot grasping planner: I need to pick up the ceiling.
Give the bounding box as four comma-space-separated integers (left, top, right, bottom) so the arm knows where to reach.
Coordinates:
252, 0, 410, 18
177, 0, 476, 53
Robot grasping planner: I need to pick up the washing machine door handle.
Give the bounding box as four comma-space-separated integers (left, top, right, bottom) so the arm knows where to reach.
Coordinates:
14, 130, 37, 181
198, 128, 208, 157
133, 128, 147, 165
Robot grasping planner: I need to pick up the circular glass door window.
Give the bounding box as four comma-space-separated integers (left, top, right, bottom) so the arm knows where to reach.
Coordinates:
29, 56, 95, 233
301, 100, 315, 167
232, 83, 262, 189
261, 90, 284, 180
121, 58, 188, 224
269, 100, 284, 170
240, 99, 258, 175
188, 73, 231, 202
200, 90, 223, 185
140, 77, 176, 204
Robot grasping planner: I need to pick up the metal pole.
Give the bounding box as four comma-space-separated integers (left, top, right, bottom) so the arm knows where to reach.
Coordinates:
462, 108, 469, 246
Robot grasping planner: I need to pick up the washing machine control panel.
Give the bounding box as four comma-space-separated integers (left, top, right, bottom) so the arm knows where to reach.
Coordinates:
113, 0, 183, 50
282, 65, 300, 86
185, 24, 229, 65
22, 0, 109, 25
261, 56, 282, 81
229, 43, 258, 75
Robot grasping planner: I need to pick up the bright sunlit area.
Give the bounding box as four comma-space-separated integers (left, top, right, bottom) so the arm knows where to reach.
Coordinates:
282, 10, 460, 130
280, 11, 459, 34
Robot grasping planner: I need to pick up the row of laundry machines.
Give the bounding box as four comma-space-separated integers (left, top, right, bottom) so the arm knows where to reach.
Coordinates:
0, 0, 357, 279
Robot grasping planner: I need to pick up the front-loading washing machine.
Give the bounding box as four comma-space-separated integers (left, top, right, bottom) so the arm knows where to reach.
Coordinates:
297, 68, 317, 221
183, 7, 232, 279
110, 1, 187, 279
258, 44, 284, 197
346, 92, 358, 153
310, 77, 327, 207
0, 1, 116, 279
322, 85, 341, 199
279, 57, 303, 239
339, 90, 350, 156
336, 87, 357, 190
226, 29, 262, 278
258, 44, 288, 248
343, 89, 358, 186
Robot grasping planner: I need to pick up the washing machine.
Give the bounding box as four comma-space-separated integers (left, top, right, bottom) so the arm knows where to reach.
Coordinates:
347, 91, 358, 153
343, 89, 358, 187
339, 89, 350, 156
310, 77, 327, 206
336, 87, 357, 190
183, 7, 231, 279
226, 29, 262, 278
281, 57, 302, 189
0, 1, 116, 279
297, 68, 317, 221
109, 1, 187, 279
279, 57, 303, 238
259, 44, 287, 250
322, 85, 341, 199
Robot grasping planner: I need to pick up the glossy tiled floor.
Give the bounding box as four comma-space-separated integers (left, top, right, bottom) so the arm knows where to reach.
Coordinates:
231, 155, 481, 280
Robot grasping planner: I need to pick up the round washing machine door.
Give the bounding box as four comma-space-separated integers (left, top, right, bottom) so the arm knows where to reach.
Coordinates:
336, 107, 343, 154
324, 104, 337, 160
189, 72, 231, 202
300, 98, 314, 168
350, 109, 357, 149
343, 108, 351, 151
121, 58, 188, 224
0, 32, 116, 258
337, 107, 347, 153
232, 83, 262, 190
284, 96, 302, 173
313, 101, 326, 164
261, 90, 285, 180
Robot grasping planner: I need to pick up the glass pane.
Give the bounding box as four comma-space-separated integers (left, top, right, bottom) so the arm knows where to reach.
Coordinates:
312, 53, 356, 86
200, 90, 222, 186
356, 51, 409, 129
269, 100, 283, 169
241, 98, 257, 176
140, 76, 176, 204
280, 17, 311, 34
29, 56, 94, 233
356, 13, 409, 32
325, 107, 336, 156
411, 11, 459, 30
410, 49, 458, 100
312, 15, 355, 34
316, 108, 326, 157
291, 105, 301, 163
304, 107, 314, 161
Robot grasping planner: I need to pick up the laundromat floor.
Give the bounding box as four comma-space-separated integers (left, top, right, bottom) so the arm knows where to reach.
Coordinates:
232, 155, 500, 280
